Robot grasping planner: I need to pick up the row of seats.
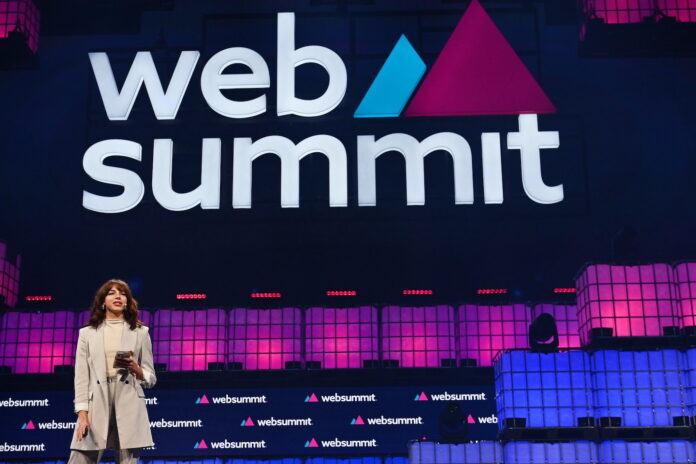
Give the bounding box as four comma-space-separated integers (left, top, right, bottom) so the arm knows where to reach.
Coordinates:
410, 440, 695, 464
0, 459, 407, 464
495, 349, 696, 428
0, 454, 408, 464
0, 262, 694, 373
0, 305, 529, 372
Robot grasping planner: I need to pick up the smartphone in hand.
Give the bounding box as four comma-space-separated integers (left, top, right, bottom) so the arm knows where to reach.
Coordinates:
113, 351, 133, 368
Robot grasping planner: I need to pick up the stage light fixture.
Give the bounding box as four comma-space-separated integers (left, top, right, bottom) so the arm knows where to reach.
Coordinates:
476, 288, 508, 295
402, 289, 433, 295
250, 292, 282, 299
25, 295, 52, 302
326, 290, 357, 296
175, 293, 207, 300
528, 313, 559, 353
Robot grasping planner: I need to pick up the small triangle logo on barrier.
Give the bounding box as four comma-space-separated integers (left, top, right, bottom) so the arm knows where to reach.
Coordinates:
467, 414, 476, 424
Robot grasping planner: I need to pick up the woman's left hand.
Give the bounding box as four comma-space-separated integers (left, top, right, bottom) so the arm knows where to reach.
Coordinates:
125, 356, 144, 381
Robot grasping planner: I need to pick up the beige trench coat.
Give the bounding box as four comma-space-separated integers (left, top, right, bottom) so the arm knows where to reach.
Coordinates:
69, 323, 156, 451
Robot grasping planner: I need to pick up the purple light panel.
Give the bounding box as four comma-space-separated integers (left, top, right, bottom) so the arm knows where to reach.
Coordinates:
675, 262, 696, 329
576, 264, 678, 344
532, 304, 581, 349
459, 304, 530, 367
495, 351, 593, 428
305, 306, 378, 369
0, 241, 20, 308
228, 308, 301, 370
585, 0, 696, 24
0, 0, 39, 52
592, 349, 687, 426
0, 311, 77, 373
381, 305, 455, 368
152, 309, 225, 371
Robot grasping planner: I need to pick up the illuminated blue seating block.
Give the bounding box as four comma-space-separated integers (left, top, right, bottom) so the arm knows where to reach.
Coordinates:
598, 440, 695, 463
495, 350, 592, 427
153, 460, 301, 464
503, 441, 597, 464
684, 348, 696, 416
408, 441, 503, 464
384, 458, 409, 464
306, 458, 382, 464
592, 350, 686, 426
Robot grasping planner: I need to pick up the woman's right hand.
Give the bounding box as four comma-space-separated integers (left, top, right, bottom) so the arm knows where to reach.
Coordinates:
76, 411, 90, 441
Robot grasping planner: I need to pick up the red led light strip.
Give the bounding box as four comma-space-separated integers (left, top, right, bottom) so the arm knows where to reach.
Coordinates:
326, 290, 357, 297
553, 287, 577, 294
402, 289, 434, 295
25, 295, 52, 302
251, 292, 282, 299
176, 293, 207, 300
476, 288, 508, 295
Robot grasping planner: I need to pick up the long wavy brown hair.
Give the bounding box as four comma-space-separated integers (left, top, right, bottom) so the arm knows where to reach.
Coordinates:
85, 279, 142, 330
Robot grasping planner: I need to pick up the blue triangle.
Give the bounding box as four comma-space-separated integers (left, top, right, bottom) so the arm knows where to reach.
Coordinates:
304, 395, 309, 402
240, 419, 246, 426
414, 394, 420, 401
350, 418, 355, 425
195, 397, 200, 404
193, 442, 199, 449
21, 423, 26, 429
354, 35, 426, 118
304, 440, 310, 448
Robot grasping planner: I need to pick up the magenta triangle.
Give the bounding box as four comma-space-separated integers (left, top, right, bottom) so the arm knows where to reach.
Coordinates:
405, 0, 555, 117
199, 394, 209, 404
245, 417, 255, 426
26, 420, 35, 430
309, 438, 319, 448
355, 415, 365, 425
198, 439, 208, 449
309, 393, 319, 403
418, 392, 428, 401
467, 414, 476, 424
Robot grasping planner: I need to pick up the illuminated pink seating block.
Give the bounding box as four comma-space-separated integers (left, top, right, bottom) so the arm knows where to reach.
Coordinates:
459, 304, 530, 367
532, 304, 580, 349
229, 308, 301, 370
0, 311, 77, 373
0, 0, 40, 52
576, 263, 677, 344
586, 0, 696, 24
305, 306, 378, 369
676, 262, 696, 330
381, 305, 455, 367
0, 241, 20, 308
152, 309, 225, 371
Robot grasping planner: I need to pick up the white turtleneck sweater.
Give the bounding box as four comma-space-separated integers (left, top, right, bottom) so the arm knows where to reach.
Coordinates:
104, 318, 126, 377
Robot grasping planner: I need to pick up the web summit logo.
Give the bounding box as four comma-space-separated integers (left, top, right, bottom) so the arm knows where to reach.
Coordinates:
304, 392, 377, 403
85, 0, 562, 214
241, 416, 313, 427
305, 437, 378, 448
196, 393, 268, 404
415, 391, 488, 401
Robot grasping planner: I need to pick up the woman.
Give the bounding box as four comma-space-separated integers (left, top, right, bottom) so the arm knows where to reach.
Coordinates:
68, 279, 156, 464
